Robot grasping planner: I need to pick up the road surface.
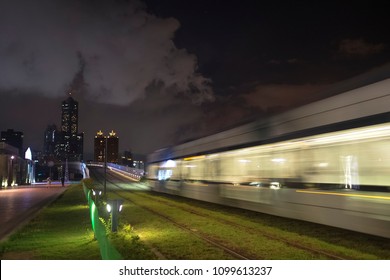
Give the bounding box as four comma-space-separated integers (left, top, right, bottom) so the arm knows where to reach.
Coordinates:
0, 182, 67, 241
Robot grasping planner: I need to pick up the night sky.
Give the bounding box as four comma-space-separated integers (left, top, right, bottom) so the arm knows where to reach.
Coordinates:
1, 0, 390, 160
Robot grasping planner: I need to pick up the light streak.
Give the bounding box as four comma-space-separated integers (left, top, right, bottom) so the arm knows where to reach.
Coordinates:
109, 168, 140, 181
296, 190, 390, 200
183, 155, 206, 161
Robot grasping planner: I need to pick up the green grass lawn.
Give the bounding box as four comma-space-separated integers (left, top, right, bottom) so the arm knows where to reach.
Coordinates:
0, 183, 101, 260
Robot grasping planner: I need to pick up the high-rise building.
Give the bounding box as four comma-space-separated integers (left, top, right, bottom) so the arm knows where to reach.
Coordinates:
43, 124, 60, 157
107, 130, 119, 163
1, 129, 24, 157
121, 150, 133, 167
57, 93, 84, 161
61, 94, 78, 135
94, 130, 105, 162
93, 130, 119, 163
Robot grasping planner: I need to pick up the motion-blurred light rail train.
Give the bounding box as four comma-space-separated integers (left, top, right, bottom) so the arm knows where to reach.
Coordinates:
147, 78, 390, 238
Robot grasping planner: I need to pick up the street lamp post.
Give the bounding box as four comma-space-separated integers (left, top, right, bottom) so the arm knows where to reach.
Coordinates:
104, 136, 107, 198
8, 155, 15, 187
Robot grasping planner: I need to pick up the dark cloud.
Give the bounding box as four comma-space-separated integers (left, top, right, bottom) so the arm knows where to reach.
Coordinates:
0, 0, 213, 105
0, 0, 215, 158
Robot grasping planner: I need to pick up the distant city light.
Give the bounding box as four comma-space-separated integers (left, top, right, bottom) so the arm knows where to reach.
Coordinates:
25, 147, 32, 160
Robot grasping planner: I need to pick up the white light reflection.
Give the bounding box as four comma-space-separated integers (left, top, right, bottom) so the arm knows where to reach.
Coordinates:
306, 123, 390, 146
161, 160, 176, 168
271, 158, 286, 163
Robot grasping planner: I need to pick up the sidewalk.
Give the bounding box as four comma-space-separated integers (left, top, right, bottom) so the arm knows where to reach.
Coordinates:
0, 182, 69, 241
1, 181, 71, 190
31, 181, 70, 188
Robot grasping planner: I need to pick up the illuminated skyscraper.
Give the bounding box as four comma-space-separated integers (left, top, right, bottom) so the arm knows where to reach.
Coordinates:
93, 130, 119, 163
94, 130, 105, 162
57, 93, 84, 161
107, 130, 119, 163
61, 94, 78, 134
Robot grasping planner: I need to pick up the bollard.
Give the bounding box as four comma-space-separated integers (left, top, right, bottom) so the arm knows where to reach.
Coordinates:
106, 199, 123, 232
92, 189, 103, 205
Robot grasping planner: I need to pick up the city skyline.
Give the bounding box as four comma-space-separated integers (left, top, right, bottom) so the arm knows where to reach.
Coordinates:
1, 91, 138, 161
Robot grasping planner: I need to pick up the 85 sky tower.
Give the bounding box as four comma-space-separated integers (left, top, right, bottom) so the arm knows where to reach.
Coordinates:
58, 93, 84, 161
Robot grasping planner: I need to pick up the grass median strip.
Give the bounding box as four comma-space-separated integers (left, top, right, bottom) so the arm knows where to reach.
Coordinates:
0, 184, 101, 260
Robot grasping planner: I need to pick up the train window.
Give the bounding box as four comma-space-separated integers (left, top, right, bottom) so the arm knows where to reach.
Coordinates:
158, 169, 172, 181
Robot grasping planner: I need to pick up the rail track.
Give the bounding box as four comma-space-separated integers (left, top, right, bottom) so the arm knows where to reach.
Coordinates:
89, 166, 347, 260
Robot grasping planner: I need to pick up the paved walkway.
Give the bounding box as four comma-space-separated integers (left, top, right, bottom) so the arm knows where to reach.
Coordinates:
0, 182, 68, 241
